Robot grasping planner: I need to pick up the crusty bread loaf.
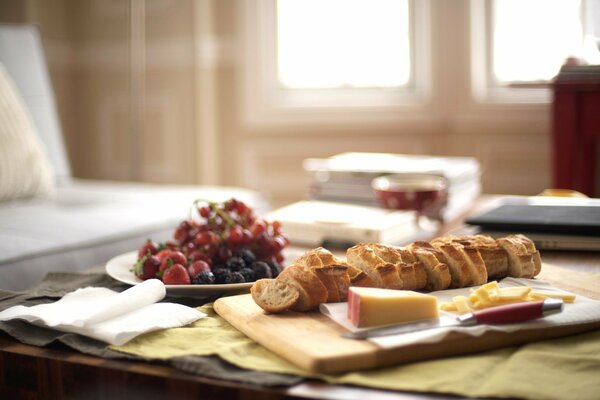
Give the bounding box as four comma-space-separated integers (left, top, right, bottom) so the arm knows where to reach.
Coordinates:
250, 234, 543, 313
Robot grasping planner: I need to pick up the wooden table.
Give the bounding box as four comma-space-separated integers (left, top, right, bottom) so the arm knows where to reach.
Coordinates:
1, 196, 599, 400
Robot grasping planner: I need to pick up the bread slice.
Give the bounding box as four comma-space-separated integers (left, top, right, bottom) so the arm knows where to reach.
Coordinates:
461, 246, 488, 285
396, 248, 428, 290
496, 235, 539, 278
346, 244, 403, 289
510, 234, 542, 276
430, 241, 472, 288
451, 235, 509, 279
293, 246, 340, 268
277, 265, 328, 311
313, 265, 349, 302
251, 279, 299, 313
407, 242, 452, 291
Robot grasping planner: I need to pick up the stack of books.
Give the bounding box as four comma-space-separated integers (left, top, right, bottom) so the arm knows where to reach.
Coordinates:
266, 200, 425, 248
303, 152, 481, 222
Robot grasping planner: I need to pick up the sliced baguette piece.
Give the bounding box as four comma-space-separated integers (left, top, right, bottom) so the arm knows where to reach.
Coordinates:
429, 241, 472, 288
450, 235, 509, 279
407, 242, 452, 291
277, 265, 328, 311
313, 265, 350, 302
346, 244, 403, 289
396, 248, 428, 290
368, 243, 407, 289
251, 278, 300, 313
509, 234, 542, 276
461, 246, 488, 286
296, 247, 352, 302
496, 235, 537, 278
450, 234, 508, 279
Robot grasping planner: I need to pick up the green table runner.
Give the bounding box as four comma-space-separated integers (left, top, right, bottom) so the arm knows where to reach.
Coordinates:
113, 303, 600, 400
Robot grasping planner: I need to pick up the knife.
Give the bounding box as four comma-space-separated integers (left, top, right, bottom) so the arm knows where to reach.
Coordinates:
342, 299, 563, 340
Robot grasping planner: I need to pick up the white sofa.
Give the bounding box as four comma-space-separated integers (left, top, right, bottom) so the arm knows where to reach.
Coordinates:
0, 25, 267, 291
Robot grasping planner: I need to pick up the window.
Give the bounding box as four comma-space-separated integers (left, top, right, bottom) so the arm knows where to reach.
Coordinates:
241, 0, 431, 126
472, 0, 600, 102
276, 0, 411, 89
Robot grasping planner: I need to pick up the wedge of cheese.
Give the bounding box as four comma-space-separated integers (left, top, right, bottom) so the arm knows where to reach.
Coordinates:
347, 287, 439, 328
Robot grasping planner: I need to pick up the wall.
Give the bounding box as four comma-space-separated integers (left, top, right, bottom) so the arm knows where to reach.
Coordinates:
2, 0, 553, 208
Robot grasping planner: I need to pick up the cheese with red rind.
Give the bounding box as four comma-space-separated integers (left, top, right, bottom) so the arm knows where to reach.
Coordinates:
348, 287, 439, 328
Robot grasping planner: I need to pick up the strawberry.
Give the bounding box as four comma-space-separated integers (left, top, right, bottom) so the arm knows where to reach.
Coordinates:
134, 254, 161, 280
162, 263, 191, 285
137, 239, 158, 259
188, 260, 210, 279
159, 250, 188, 272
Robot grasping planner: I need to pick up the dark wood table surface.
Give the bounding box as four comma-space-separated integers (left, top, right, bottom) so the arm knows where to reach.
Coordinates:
1, 195, 599, 400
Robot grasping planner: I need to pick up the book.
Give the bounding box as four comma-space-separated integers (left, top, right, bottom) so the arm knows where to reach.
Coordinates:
266, 200, 430, 247
304, 152, 481, 221
303, 152, 481, 185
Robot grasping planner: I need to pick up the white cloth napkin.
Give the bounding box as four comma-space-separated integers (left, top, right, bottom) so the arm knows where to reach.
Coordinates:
0, 279, 206, 345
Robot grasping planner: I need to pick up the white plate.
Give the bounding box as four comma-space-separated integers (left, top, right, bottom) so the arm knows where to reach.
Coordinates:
105, 251, 253, 297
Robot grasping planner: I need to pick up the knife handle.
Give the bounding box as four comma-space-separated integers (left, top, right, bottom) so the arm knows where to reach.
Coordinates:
459, 299, 563, 325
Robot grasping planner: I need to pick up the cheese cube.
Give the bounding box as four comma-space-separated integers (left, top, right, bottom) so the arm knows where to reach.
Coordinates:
347, 287, 439, 328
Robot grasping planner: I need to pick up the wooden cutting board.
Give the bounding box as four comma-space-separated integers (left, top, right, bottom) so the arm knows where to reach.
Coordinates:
213, 263, 600, 374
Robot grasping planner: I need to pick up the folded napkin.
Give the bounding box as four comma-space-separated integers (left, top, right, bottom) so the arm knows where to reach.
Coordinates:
0, 279, 205, 345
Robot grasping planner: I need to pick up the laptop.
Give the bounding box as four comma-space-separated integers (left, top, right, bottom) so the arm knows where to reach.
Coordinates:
465, 198, 600, 251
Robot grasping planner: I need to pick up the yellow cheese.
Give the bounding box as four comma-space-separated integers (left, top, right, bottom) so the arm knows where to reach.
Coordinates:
347, 287, 439, 328
530, 289, 576, 303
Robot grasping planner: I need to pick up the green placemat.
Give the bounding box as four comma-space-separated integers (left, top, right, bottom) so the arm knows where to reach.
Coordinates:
112, 303, 600, 400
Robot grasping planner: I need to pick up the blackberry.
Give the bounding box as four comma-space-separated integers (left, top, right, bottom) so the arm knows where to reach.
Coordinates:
236, 249, 256, 265
225, 271, 245, 284
192, 271, 215, 285
212, 267, 229, 284
225, 256, 245, 271
239, 267, 255, 282
267, 260, 282, 278
251, 261, 272, 280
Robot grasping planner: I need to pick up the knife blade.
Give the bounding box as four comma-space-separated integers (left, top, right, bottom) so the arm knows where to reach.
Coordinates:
342, 298, 563, 340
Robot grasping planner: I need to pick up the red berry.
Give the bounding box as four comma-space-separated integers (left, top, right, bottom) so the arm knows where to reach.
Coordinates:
136, 255, 160, 280
188, 250, 211, 263
227, 226, 243, 245
188, 260, 211, 278
174, 226, 189, 243
195, 231, 216, 246
156, 249, 171, 262
198, 205, 211, 218
270, 236, 286, 253
241, 229, 253, 245
137, 240, 158, 258
162, 264, 191, 285
159, 251, 187, 272
250, 220, 267, 236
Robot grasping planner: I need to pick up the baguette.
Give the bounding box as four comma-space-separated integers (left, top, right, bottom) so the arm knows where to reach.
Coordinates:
251, 234, 543, 313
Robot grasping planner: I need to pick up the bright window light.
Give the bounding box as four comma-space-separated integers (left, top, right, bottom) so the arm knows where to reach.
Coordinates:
492, 0, 584, 83
276, 0, 411, 89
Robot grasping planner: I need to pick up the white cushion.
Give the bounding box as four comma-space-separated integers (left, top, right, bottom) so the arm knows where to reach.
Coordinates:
0, 63, 55, 201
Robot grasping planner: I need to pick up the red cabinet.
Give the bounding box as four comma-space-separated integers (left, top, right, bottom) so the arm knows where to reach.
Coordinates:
552, 65, 600, 197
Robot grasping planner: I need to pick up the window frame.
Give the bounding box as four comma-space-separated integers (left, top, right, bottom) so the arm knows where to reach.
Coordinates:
470, 0, 596, 104
239, 0, 433, 128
